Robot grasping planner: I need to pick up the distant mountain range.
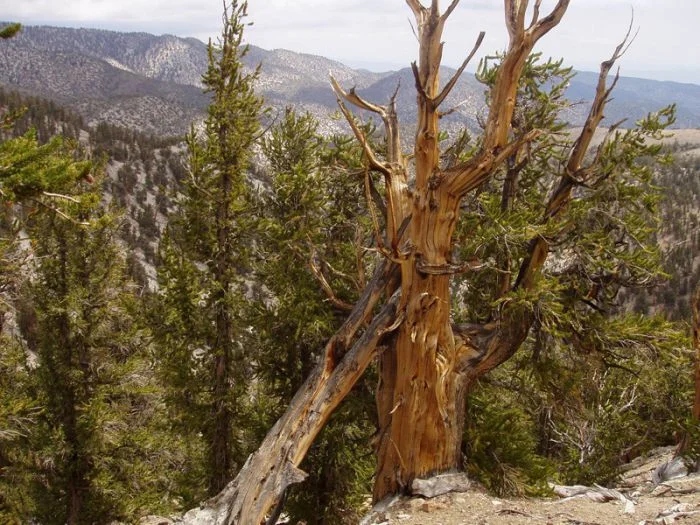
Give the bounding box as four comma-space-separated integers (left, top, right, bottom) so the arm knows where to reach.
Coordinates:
1, 24, 699, 136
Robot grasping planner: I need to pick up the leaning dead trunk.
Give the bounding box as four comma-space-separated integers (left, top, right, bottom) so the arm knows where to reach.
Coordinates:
180, 264, 399, 525
181, 0, 640, 521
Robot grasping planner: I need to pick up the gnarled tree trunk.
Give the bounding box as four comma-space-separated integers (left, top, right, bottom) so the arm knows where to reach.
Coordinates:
180, 263, 399, 525
180, 1, 640, 522
371, 0, 571, 501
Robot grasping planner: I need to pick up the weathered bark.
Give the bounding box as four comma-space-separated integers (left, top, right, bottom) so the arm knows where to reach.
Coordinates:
184, 0, 635, 520
180, 262, 400, 525
372, 0, 572, 501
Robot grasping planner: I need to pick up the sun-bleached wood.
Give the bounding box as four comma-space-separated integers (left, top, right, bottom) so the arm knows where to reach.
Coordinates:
184, 1, 635, 521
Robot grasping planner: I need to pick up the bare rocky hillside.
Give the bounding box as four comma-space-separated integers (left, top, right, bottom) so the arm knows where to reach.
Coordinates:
357, 448, 700, 525
2, 24, 700, 137
124, 448, 700, 525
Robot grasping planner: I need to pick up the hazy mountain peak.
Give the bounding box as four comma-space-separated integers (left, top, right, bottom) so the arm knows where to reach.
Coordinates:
2, 24, 699, 136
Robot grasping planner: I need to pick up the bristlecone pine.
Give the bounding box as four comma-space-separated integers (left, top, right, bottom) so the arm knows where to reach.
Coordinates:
181, 1, 656, 523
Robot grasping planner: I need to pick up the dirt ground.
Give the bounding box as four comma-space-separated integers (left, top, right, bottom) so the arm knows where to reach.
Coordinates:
361, 448, 700, 525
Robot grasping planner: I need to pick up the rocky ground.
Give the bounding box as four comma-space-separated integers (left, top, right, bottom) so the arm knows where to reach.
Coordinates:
135, 448, 700, 525
360, 447, 700, 525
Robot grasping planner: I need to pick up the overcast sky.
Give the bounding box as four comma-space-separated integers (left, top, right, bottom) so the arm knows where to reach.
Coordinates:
5, 0, 700, 84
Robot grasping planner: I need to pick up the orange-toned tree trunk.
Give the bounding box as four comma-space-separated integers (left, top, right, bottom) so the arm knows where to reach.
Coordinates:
182, 1, 641, 521
375, 205, 463, 499
371, 0, 571, 501
373, 1, 464, 496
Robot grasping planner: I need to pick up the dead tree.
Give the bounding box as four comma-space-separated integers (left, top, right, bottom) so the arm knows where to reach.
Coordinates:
181, 1, 641, 523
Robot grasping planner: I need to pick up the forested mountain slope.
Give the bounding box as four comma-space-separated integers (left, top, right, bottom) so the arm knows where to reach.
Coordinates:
2, 84, 698, 326
1, 17, 699, 525
2, 24, 700, 135
0, 88, 184, 287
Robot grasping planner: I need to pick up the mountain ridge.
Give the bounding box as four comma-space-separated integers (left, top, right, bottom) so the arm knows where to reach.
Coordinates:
1, 23, 699, 136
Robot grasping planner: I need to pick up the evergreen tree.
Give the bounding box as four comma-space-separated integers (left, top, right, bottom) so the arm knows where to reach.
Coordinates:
0, 23, 21, 40
193, 3, 691, 521
153, 0, 263, 498
0, 112, 92, 208
0, 88, 183, 520
253, 108, 375, 523
0, 89, 96, 522
0, 326, 38, 523
12, 191, 178, 524
0, 102, 93, 305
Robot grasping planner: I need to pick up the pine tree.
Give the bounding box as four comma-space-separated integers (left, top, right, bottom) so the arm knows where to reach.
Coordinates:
0, 326, 38, 523
0, 116, 92, 208
0, 101, 182, 520
153, 0, 263, 497
189, 2, 687, 521
19, 191, 177, 524
0, 101, 93, 306
0, 23, 21, 40
0, 88, 96, 522
253, 108, 375, 523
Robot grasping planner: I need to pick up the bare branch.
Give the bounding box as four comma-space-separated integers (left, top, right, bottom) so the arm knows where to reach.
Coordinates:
344, 88, 386, 116
408, 17, 420, 42
42, 191, 81, 203
330, 75, 383, 115
481, 0, 569, 154
363, 170, 406, 264
30, 198, 89, 226
309, 252, 354, 312
433, 31, 485, 109
365, 170, 387, 249
405, 0, 424, 20
438, 99, 469, 119
367, 174, 388, 218
330, 75, 391, 176
442, 0, 461, 21
386, 91, 405, 166
566, 20, 635, 178
531, 0, 570, 41
530, 0, 543, 27
612, 9, 639, 62
447, 129, 541, 196
410, 61, 429, 102
390, 80, 401, 105
392, 214, 412, 254
504, 0, 528, 40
